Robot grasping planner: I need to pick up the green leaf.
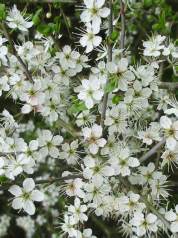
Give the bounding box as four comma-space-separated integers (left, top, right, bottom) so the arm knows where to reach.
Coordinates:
37, 23, 54, 36
54, 16, 61, 32
0, 176, 7, 183
32, 8, 43, 25
112, 95, 122, 104
0, 4, 6, 21
110, 31, 119, 41
143, 0, 152, 7
69, 101, 87, 114
105, 77, 118, 93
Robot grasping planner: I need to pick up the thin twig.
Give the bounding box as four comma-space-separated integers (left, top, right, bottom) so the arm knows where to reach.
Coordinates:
0, 22, 33, 82
155, 149, 161, 169
159, 82, 178, 90
91, 215, 111, 238
101, 0, 113, 127
120, 0, 125, 51
140, 195, 170, 232
60, 7, 73, 40
140, 139, 166, 163
57, 118, 80, 137
35, 174, 82, 184
158, 62, 164, 80
0, 174, 82, 190
120, 177, 170, 234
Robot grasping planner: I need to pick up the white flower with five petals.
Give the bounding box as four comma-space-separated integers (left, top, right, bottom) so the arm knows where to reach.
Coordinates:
9, 178, 44, 215
80, 0, 110, 32
82, 124, 106, 154
79, 23, 102, 53
160, 116, 178, 151
77, 75, 104, 109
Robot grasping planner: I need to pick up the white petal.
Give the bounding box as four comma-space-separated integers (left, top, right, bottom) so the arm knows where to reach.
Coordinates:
92, 124, 102, 137
21, 104, 32, 114
175, 205, 178, 213
23, 178, 35, 192
49, 146, 59, 158
86, 42, 93, 53
99, 7, 110, 18
80, 10, 91, 23
52, 135, 63, 145
170, 221, 178, 233
93, 90, 103, 101
80, 35, 87, 47
106, 62, 117, 74
82, 127, 91, 139
166, 137, 177, 151
102, 166, 115, 177
118, 58, 128, 72
165, 108, 178, 117
85, 97, 94, 109
146, 213, 157, 223
84, 0, 94, 8
97, 138, 106, 147
165, 210, 176, 222
31, 190, 44, 202
9, 185, 22, 196
96, 0, 105, 8
93, 36, 102, 47
160, 116, 172, 129
12, 197, 23, 210
29, 140, 38, 150
89, 143, 99, 154
23, 200, 36, 215
128, 157, 140, 167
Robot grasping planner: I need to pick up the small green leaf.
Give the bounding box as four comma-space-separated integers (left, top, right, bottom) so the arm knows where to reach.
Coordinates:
0, 4, 6, 21
143, 0, 152, 7
105, 77, 118, 93
37, 23, 54, 36
0, 176, 7, 183
32, 8, 43, 25
112, 95, 122, 104
69, 101, 87, 114
175, 39, 178, 46
110, 31, 119, 41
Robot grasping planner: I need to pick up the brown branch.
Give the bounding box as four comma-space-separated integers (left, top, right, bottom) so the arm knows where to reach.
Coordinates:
120, 0, 125, 51
159, 82, 178, 90
101, 0, 113, 128
140, 139, 166, 163
0, 174, 82, 190
0, 22, 33, 82
120, 177, 170, 234
57, 118, 80, 137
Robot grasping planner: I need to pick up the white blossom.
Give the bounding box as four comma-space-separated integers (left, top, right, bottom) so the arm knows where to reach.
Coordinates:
7, 5, 33, 31
82, 124, 106, 154
81, 0, 110, 32
9, 178, 44, 215
165, 205, 178, 233
79, 23, 102, 53
130, 212, 158, 236
160, 116, 178, 151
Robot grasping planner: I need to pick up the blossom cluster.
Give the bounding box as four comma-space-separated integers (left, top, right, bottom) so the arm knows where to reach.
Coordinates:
0, 1, 178, 238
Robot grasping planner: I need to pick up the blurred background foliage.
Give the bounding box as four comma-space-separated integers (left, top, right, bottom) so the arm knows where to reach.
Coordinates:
0, 0, 178, 237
